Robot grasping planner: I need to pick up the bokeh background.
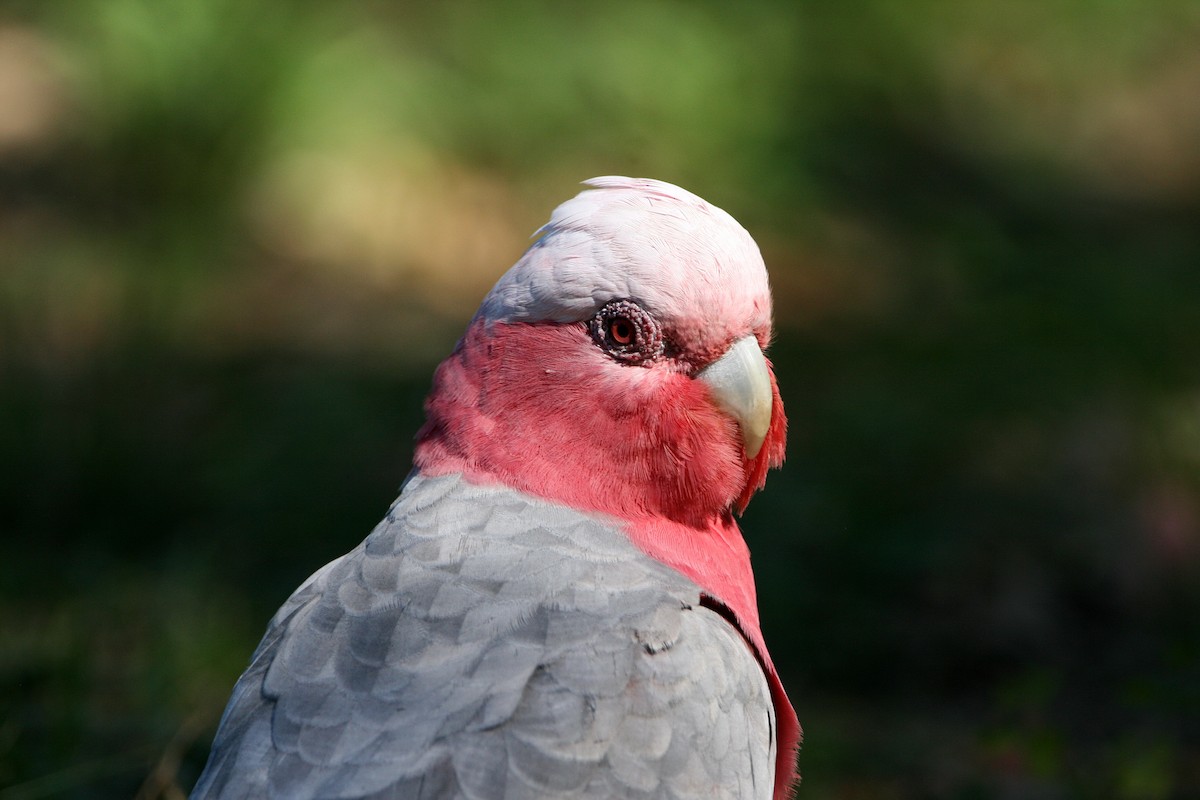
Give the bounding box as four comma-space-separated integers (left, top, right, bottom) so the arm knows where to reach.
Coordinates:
3, 1, 1199, 797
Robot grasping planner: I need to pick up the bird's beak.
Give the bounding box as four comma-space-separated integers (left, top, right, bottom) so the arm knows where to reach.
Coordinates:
696, 335, 773, 459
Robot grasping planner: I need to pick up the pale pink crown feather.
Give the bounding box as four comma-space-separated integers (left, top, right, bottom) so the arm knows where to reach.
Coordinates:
479, 177, 774, 349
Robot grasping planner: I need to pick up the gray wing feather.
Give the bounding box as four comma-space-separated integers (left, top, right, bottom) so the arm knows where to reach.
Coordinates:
192, 473, 774, 800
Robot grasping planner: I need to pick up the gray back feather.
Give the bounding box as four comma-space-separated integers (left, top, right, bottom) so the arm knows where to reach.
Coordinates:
192, 473, 775, 799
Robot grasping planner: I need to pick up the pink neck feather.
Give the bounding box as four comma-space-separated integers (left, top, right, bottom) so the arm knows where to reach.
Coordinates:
414, 318, 799, 799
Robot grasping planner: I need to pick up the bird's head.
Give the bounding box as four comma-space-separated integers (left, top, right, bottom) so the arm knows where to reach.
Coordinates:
415, 176, 787, 527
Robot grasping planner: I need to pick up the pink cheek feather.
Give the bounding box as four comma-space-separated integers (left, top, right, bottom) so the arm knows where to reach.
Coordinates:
416, 318, 753, 527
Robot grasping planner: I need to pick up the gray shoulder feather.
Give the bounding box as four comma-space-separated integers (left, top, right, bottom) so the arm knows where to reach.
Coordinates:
192, 473, 774, 800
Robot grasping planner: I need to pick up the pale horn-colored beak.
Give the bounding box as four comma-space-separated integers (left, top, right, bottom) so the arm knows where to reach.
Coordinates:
696, 335, 773, 459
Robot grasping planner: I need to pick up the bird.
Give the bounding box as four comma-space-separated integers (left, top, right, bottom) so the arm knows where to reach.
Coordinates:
191, 176, 800, 800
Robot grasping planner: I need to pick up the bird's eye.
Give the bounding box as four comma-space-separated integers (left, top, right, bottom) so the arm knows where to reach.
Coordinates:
590, 300, 664, 364
608, 318, 634, 345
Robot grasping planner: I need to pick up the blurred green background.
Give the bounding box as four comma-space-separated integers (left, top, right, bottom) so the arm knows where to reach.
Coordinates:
2, 1, 1199, 797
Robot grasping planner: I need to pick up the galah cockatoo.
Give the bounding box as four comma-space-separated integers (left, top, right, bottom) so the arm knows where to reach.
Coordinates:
192, 177, 800, 799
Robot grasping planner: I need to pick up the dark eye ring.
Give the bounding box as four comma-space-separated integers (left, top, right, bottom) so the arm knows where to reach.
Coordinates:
590, 300, 664, 364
